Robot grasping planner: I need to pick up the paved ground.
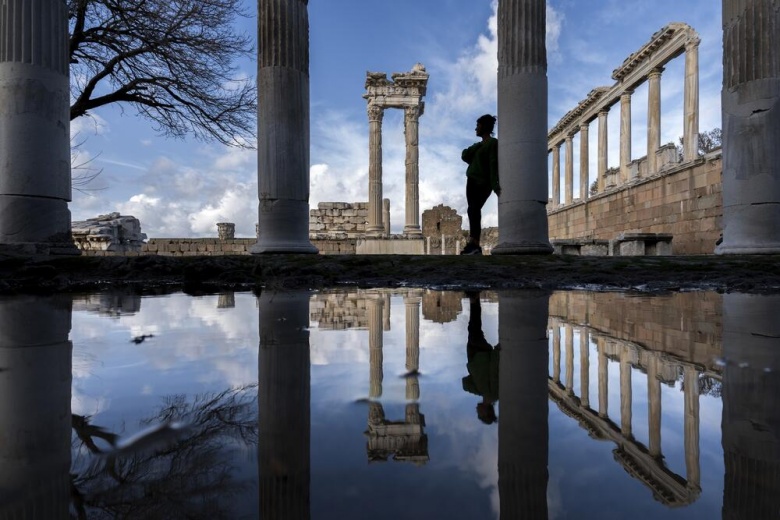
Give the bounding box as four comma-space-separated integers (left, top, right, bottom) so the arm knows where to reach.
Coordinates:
1, 253, 779, 294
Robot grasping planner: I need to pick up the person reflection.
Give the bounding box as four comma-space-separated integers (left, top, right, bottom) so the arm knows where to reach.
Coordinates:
462, 291, 500, 425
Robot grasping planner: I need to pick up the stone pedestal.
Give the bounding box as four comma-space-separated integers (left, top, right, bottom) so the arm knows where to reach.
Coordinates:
717, 1, 780, 254
0, 0, 78, 255
492, 0, 552, 255
252, 0, 317, 254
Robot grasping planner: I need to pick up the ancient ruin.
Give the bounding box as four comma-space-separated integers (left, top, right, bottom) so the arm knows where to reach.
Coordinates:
71, 213, 147, 253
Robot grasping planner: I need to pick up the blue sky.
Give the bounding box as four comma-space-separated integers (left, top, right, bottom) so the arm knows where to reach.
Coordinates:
70, 0, 723, 238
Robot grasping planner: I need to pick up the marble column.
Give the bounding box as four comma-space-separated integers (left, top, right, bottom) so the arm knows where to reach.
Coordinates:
552, 325, 561, 383
598, 339, 608, 417
580, 330, 590, 408
683, 38, 700, 162
683, 365, 700, 493
498, 290, 550, 519
382, 198, 390, 236
565, 325, 574, 394
619, 349, 632, 437
367, 296, 384, 398
579, 123, 590, 200
253, 0, 317, 254
403, 106, 422, 236
647, 68, 663, 175
404, 295, 421, 400
597, 109, 609, 192
722, 293, 780, 518
0, 296, 72, 518
258, 291, 311, 518
564, 135, 574, 205
0, 0, 78, 254
493, 0, 553, 255
647, 355, 662, 458
619, 91, 633, 185
551, 144, 561, 208
717, 2, 780, 254
366, 105, 385, 237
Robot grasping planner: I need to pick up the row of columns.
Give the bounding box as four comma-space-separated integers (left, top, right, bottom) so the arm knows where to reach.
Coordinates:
549, 38, 700, 208
0, 0, 778, 254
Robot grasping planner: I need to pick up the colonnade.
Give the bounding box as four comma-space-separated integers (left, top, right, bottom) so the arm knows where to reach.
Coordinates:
548, 23, 701, 209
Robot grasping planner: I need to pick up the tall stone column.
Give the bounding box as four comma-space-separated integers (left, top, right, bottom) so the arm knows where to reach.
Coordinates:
565, 325, 574, 394
619, 91, 633, 185
367, 296, 384, 399
619, 348, 632, 437
403, 106, 422, 236
0, 1, 78, 254
722, 294, 780, 517
683, 365, 700, 493
404, 295, 421, 400
683, 38, 700, 162
647, 68, 663, 175
498, 291, 549, 519
366, 105, 385, 237
564, 135, 574, 205
382, 198, 390, 236
598, 338, 608, 417
258, 291, 311, 518
579, 123, 590, 200
717, 2, 780, 254
253, 0, 317, 254
580, 330, 590, 408
552, 325, 561, 382
493, 0, 553, 255
0, 296, 72, 518
551, 144, 561, 208
597, 109, 609, 192
647, 355, 662, 458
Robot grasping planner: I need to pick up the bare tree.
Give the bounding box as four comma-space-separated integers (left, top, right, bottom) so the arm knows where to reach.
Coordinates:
68, 0, 257, 148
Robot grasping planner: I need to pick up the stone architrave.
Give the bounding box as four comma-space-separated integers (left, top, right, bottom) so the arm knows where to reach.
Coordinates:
717, 1, 780, 254
0, 0, 78, 254
363, 65, 429, 237
492, 0, 553, 255
252, 0, 317, 254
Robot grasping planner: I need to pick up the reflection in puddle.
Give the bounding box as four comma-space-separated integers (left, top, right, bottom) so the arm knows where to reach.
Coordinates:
0, 290, 778, 518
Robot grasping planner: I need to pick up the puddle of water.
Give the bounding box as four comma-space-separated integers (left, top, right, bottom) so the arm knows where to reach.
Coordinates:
0, 289, 778, 519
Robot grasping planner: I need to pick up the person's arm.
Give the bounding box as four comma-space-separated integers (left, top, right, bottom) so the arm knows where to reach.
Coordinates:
489, 139, 501, 195
462, 142, 481, 164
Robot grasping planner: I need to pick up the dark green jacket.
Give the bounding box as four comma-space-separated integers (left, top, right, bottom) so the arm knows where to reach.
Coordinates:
461, 137, 500, 193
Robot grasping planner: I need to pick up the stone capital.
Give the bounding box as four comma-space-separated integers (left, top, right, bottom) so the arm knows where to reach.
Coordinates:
648, 67, 665, 79
367, 104, 384, 122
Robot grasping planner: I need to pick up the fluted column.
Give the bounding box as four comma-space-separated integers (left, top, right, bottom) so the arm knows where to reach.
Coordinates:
382, 292, 391, 331
498, 291, 550, 519
564, 135, 574, 205
647, 68, 663, 175
717, 2, 780, 254
683, 365, 700, 493
551, 144, 561, 208
552, 325, 561, 383
580, 330, 590, 408
619, 349, 632, 437
683, 38, 700, 162
403, 106, 422, 236
367, 296, 384, 398
579, 123, 590, 200
647, 355, 662, 458
619, 91, 633, 185
382, 198, 390, 236
565, 325, 574, 394
253, 0, 317, 253
722, 294, 780, 518
404, 295, 421, 401
493, 0, 553, 255
597, 338, 608, 417
0, 0, 78, 254
597, 109, 609, 192
0, 296, 71, 518
258, 291, 311, 518
366, 105, 385, 236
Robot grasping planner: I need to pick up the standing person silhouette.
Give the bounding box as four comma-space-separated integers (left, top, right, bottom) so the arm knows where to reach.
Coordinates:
460, 114, 501, 256
462, 291, 500, 424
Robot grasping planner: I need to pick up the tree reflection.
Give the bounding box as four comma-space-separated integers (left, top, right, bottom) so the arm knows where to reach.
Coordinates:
70, 385, 257, 519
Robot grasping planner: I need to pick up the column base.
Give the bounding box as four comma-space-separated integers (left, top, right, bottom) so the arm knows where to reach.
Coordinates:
716, 242, 780, 255
252, 199, 319, 254
492, 241, 553, 255
365, 226, 385, 238
250, 240, 318, 255
403, 226, 422, 236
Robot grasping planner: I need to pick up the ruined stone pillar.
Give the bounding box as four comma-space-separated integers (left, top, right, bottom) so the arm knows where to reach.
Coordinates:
565, 325, 574, 394
598, 338, 608, 417
253, 0, 317, 254
403, 106, 422, 236
683, 364, 700, 492
722, 293, 780, 517
498, 291, 549, 519
217, 222, 235, 240
597, 109, 609, 192
366, 105, 385, 237
492, 0, 553, 255
683, 38, 700, 162
0, 296, 71, 518
258, 291, 311, 518
580, 330, 590, 408
564, 135, 574, 205
619, 91, 633, 184
382, 292, 391, 331
382, 198, 390, 236
647, 68, 663, 175
552, 325, 561, 382
619, 349, 632, 437
647, 355, 662, 458
367, 296, 384, 398
404, 295, 421, 401
0, 0, 78, 255
717, 2, 780, 254
579, 123, 590, 200
551, 144, 561, 208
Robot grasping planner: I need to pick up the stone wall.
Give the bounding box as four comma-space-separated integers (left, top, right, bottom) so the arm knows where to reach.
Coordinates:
548, 154, 722, 254
309, 202, 369, 238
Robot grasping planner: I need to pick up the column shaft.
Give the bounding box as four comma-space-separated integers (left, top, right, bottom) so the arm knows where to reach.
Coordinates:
404, 107, 422, 235
619, 92, 632, 185
683, 40, 700, 162
565, 325, 574, 394
404, 296, 421, 400
580, 330, 590, 408
367, 296, 384, 398
620, 349, 632, 437
598, 339, 608, 417
564, 136, 574, 205
253, 0, 317, 253
366, 106, 384, 236
647, 69, 663, 175
684, 365, 700, 491
647, 356, 662, 457
597, 110, 609, 192
551, 145, 561, 208
552, 326, 561, 382
579, 124, 590, 201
